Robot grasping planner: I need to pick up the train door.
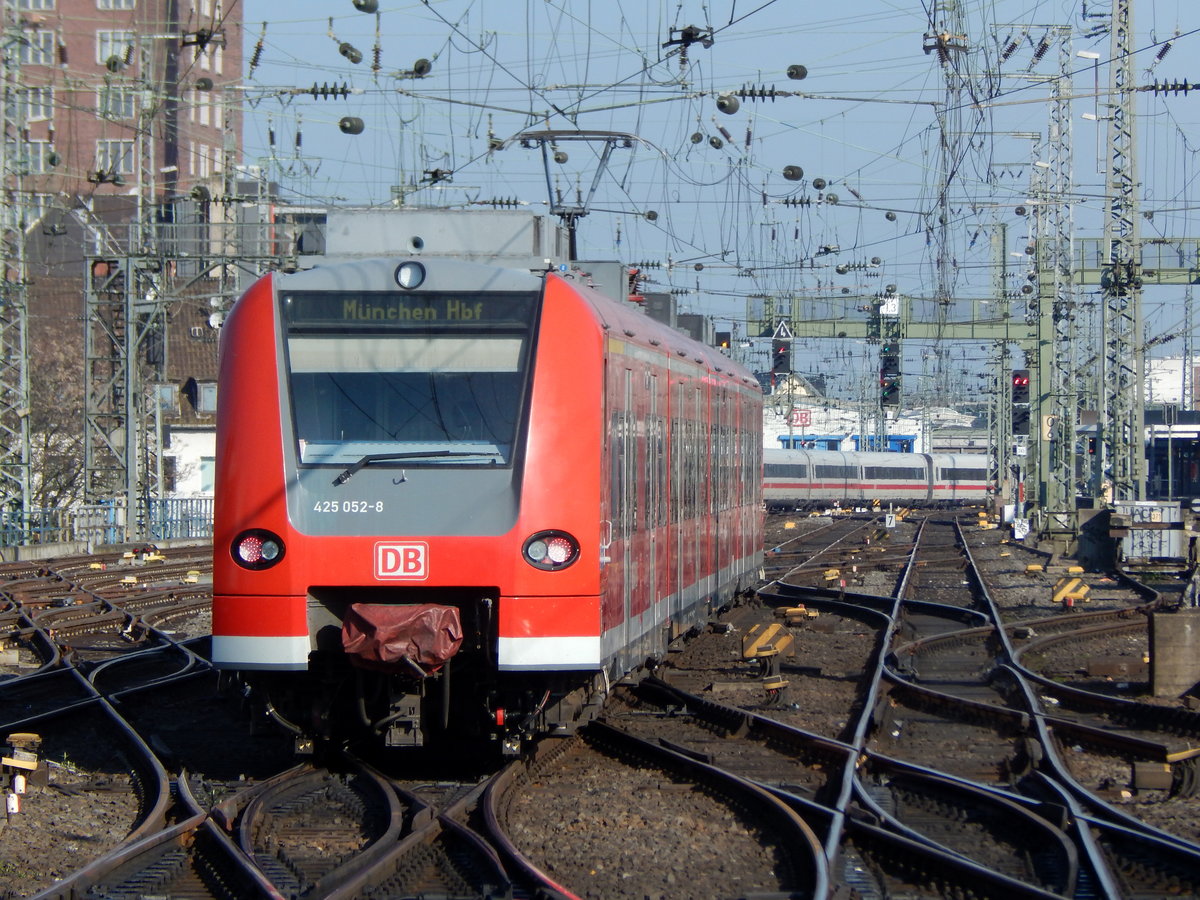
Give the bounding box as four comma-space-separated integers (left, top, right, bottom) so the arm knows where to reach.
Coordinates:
621, 369, 636, 654
698, 383, 711, 606
683, 382, 702, 613
717, 388, 730, 588
645, 371, 660, 633
672, 382, 685, 626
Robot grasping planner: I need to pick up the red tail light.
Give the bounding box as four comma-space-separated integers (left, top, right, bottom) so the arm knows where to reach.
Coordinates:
232, 529, 285, 570
522, 530, 580, 570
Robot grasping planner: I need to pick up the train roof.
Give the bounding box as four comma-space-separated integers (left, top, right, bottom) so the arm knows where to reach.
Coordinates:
551, 271, 761, 392
263, 256, 760, 394
276, 255, 544, 293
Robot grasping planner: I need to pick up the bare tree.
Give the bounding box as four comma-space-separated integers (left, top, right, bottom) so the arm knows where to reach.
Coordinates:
28, 342, 85, 509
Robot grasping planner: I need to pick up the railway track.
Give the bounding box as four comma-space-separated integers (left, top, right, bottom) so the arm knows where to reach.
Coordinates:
631, 511, 1200, 897
8, 521, 1200, 898
486, 721, 826, 899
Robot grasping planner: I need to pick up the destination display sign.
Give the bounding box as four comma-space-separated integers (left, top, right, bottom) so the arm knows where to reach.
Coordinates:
283, 291, 538, 328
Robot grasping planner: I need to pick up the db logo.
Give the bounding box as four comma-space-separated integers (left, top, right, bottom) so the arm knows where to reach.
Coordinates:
375, 542, 428, 579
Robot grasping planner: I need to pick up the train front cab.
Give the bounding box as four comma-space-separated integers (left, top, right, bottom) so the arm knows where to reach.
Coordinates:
213, 261, 618, 751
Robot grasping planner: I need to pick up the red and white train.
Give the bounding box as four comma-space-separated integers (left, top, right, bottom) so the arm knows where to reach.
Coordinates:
212, 256, 763, 752
763, 447, 989, 512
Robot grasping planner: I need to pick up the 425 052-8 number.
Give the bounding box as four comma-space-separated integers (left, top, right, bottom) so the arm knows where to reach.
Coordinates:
313, 500, 384, 513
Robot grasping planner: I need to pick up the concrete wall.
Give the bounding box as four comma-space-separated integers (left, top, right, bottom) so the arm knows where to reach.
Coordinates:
1150, 608, 1200, 697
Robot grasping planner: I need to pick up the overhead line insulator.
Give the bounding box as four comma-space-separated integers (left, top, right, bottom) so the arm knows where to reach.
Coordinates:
1142, 79, 1197, 96
735, 84, 783, 102
471, 197, 522, 209
305, 82, 352, 99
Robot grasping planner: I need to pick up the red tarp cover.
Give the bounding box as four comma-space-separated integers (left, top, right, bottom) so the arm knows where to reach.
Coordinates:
341, 603, 463, 671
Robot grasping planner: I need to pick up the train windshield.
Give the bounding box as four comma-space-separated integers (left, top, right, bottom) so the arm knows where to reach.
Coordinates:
281, 290, 538, 467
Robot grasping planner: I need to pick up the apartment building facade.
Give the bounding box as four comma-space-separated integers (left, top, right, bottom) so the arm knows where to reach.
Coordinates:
10, 0, 243, 220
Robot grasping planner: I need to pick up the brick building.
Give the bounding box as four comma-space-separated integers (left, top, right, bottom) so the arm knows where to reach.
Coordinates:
6, 0, 247, 508
14, 0, 242, 216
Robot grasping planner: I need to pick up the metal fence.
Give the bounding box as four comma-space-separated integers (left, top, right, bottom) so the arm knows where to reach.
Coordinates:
0, 498, 213, 548
145, 497, 214, 541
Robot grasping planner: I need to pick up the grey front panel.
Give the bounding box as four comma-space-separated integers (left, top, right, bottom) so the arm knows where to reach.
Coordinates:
270, 257, 541, 539
287, 464, 520, 536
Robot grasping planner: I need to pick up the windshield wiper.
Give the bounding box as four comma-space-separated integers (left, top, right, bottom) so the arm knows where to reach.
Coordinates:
333, 450, 500, 485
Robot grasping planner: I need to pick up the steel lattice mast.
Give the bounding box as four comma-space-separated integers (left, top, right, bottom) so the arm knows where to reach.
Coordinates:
924, 1, 973, 407
1100, 0, 1145, 501
0, 1, 31, 526
1033, 27, 1078, 535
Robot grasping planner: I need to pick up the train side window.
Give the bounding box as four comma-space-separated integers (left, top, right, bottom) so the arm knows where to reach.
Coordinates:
686, 417, 694, 521
654, 414, 666, 527
814, 464, 855, 479
688, 414, 699, 520
864, 466, 924, 481
941, 467, 987, 481
609, 409, 624, 539
670, 413, 682, 525
764, 463, 807, 478
624, 370, 638, 533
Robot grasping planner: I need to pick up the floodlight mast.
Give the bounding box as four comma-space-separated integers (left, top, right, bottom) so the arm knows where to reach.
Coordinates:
510, 130, 639, 260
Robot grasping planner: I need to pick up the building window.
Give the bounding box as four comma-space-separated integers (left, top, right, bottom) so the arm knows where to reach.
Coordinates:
96, 30, 134, 67
96, 139, 135, 174
19, 30, 55, 66
5, 86, 53, 122
0, 192, 53, 228
198, 382, 217, 412
200, 457, 215, 493
18, 0, 56, 10
98, 0, 136, 7
193, 143, 213, 178
21, 85, 54, 122
4, 140, 55, 174
98, 85, 137, 120
27, 140, 54, 173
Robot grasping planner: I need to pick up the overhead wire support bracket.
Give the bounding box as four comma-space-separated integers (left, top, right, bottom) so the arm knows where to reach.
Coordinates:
661, 25, 713, 51
509, 130, 641, 260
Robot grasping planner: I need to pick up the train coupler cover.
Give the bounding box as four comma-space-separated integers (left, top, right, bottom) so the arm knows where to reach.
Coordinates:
341, 603, 463, 673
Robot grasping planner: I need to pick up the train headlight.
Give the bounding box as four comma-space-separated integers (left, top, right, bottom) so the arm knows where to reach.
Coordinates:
232, 529, 286, 570
522, 531, 580, 570
394, 261, 426, 289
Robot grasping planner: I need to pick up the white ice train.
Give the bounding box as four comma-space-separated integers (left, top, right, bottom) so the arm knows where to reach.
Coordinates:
763, 448, 990, 511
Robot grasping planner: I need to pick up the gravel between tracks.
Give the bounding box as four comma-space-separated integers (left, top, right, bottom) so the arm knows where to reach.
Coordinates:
0, 715, 139, 897
505, 740, 789, 900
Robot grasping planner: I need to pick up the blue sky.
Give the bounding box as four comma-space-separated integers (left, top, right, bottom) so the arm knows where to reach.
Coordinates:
237, 1, 1200, 395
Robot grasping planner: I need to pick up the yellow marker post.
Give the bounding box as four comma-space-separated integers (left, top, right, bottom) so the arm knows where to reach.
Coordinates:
1052, 576, 1090, 606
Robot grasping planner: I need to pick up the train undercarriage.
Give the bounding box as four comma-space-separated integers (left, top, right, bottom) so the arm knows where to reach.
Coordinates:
226, 648, 609, 757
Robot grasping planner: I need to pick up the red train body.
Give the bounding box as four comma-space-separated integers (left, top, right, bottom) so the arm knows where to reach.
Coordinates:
212, 256, 763, 750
